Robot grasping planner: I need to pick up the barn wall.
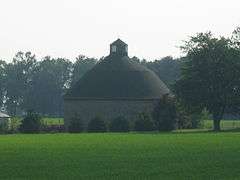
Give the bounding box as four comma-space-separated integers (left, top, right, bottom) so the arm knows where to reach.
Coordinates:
64, 99, 159, 130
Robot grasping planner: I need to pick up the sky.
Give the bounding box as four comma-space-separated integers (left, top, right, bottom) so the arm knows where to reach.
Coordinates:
0, 0, 239, 62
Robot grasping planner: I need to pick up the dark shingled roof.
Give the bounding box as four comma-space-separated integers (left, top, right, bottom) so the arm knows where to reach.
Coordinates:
111, 39, 127, 46
65, 54, 170, 100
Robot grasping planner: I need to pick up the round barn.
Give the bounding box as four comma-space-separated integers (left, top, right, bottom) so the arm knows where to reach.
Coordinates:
64, 39, 170, 129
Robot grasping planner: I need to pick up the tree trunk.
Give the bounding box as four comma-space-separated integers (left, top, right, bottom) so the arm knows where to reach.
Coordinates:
212, 107, 225, 131
213, 118, 221, 131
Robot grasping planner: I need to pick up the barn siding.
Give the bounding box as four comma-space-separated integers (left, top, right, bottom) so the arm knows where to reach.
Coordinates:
64, 99, 158, 130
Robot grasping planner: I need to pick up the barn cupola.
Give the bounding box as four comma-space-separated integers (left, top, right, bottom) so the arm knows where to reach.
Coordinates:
110, 39, 128, 57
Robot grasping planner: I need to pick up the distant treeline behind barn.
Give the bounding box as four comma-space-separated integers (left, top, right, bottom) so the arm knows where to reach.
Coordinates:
0, 53, 180, 116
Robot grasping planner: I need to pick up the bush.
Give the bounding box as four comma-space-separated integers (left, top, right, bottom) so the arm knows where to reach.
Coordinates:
189, 109, 208, 128
87, 116, 107, 132
109, 116, 129, 132
9, 117, 21, 133
175, 102, 192, 129
176, 102, 207, 129
20, 110, 42, 133
134, 113, 155, 131
152, 95, 177, 131
68, 114, 84, 133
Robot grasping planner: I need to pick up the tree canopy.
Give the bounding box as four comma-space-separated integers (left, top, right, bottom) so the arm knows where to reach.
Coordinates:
175, 31, 240, 131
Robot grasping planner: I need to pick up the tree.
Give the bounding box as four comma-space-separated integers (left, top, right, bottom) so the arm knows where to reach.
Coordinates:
29, 56, 72, 116
175, 100, 207, 129
20, 110, 42, 133
109, 116, 129, 132
175, 32, 240, 131
152, 95, 177, 131
5, 52, 37, 115
232, 26, 240, 48
0, 60, 6, 109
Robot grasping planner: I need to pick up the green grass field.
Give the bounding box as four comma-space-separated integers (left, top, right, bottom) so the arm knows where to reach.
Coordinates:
0, 132, 240, 180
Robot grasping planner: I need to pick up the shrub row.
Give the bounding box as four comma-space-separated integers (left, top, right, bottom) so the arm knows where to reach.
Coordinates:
68, 113, 156, 133
2, 95, 204, 134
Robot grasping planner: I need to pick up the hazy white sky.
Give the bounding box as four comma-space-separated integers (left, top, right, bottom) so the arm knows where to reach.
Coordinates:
0, 0, 239, 61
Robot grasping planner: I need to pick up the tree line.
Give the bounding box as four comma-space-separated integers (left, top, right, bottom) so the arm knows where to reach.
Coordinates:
0, 53, 180, 116
1, 26, 240, 131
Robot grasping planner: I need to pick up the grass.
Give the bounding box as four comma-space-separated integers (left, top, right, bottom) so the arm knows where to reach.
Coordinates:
0, 132, 240, 179
42, 117, 64, 125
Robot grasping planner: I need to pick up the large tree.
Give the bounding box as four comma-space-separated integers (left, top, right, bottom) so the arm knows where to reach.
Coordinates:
175, 32, 240, 131
0, 60, 6, 108
5, 52, 37, 115
29, 56, 72, 116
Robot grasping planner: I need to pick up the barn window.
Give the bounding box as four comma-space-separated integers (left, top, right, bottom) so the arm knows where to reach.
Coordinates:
112, 45, 117, 52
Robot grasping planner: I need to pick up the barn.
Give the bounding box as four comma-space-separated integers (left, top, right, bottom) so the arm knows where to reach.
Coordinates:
0, 112, 11, 128
64, 39, 170, 129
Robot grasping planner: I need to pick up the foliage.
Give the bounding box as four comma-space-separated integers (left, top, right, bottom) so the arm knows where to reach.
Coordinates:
134, 113, 155, 131
109, 116, 130, 132
152, 95, 177, 131
175, 31, 240, 131
9, 117, 22, 133
0, 53, 99, 116
28, 56, 72, 116
175, 102, 192, 129
232, 26, 240, 48
176, 102, 207, 129
0, 60, 7, 109
4, 52, 37, 115
68, 114, 84, 133
20, 110, 42, 133
190, 109, 209, 128
87, 116, 107, 132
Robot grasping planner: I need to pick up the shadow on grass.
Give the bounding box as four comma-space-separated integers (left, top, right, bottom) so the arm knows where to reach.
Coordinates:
174, 128, 240, 134
173, 129, 214, 134
221, 128, 240, 133
128, 129, 213, 135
